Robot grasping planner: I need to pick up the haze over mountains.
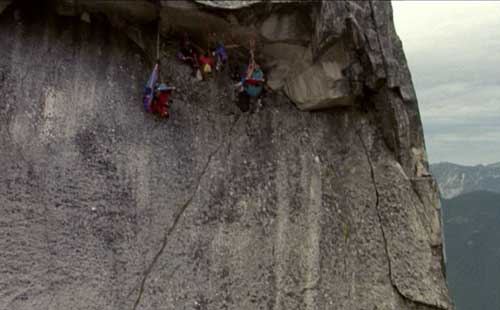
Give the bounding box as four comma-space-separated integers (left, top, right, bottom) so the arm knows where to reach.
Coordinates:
430, 162, 500, 199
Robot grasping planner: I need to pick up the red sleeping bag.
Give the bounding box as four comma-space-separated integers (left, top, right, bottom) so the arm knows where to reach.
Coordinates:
244, 78, 264, 86
151, 90, 172, 118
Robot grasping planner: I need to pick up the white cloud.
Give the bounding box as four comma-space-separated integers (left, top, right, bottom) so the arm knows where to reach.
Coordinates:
392, 1, 500, 165
393, 1, 500, 52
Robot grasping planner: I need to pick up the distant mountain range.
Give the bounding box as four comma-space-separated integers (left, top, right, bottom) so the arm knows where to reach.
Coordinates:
442, 191, 500, 310
430, 162, 500, 199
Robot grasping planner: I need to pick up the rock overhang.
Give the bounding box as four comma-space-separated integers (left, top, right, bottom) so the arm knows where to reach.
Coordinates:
15, 0, 374, 111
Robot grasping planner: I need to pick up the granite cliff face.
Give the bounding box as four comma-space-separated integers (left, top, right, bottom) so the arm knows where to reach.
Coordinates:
0, 1, 451, 309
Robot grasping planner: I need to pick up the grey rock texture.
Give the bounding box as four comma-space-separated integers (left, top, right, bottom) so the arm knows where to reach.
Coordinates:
431, 162, 500, 199
0, 1, 450, 310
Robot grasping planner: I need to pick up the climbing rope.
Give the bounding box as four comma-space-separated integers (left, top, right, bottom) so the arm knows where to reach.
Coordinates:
154, 0, 161, 62
156, 17, 160, 61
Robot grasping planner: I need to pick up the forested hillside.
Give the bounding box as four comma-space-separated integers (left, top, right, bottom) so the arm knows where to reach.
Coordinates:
443, 191, 500, 310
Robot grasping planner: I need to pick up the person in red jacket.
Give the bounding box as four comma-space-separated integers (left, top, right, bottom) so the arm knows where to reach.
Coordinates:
151, 82, 175, 118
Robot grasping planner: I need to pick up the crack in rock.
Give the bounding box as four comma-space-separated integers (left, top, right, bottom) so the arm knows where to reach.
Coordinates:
131, 114, 242, 310
357, 132, 446, 310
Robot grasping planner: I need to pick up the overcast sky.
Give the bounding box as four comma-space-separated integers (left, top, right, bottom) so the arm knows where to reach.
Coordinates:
392, 1, 500, 165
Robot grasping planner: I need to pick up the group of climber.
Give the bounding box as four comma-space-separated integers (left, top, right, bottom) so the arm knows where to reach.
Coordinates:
177, 32, 229, 80
144, 32, 265, 119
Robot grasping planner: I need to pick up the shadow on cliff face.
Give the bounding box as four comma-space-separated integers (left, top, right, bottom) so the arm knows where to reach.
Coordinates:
0, 2, 452, 310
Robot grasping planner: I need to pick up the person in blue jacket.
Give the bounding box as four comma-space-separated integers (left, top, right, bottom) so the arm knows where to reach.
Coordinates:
234, 41, 265, 112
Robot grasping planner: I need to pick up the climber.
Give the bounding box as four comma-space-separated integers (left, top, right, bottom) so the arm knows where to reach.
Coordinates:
143, 62, 160, 113
234, 39, 265, 112
209, 32, 228, 72
213, 42, 228, 72
243, 63, 264, 98
198, 50, 214, 80
177, 32, 200, 78
150, 82, 176, 118
235, 40, 265, 99
143, 59, 176, 118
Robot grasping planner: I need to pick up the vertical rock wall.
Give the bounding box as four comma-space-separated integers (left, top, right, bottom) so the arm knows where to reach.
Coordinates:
0, 1, 451, 309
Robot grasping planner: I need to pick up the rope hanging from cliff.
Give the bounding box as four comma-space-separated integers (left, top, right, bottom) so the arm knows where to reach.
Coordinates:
142, 1, 161, 113
152, 0, 161, 62
156, 17, 160, 61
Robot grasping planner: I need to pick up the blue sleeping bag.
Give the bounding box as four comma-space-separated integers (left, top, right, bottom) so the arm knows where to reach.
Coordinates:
215, 44, 228, 63
244, 69, 264, 97
143, 63, 159, 112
